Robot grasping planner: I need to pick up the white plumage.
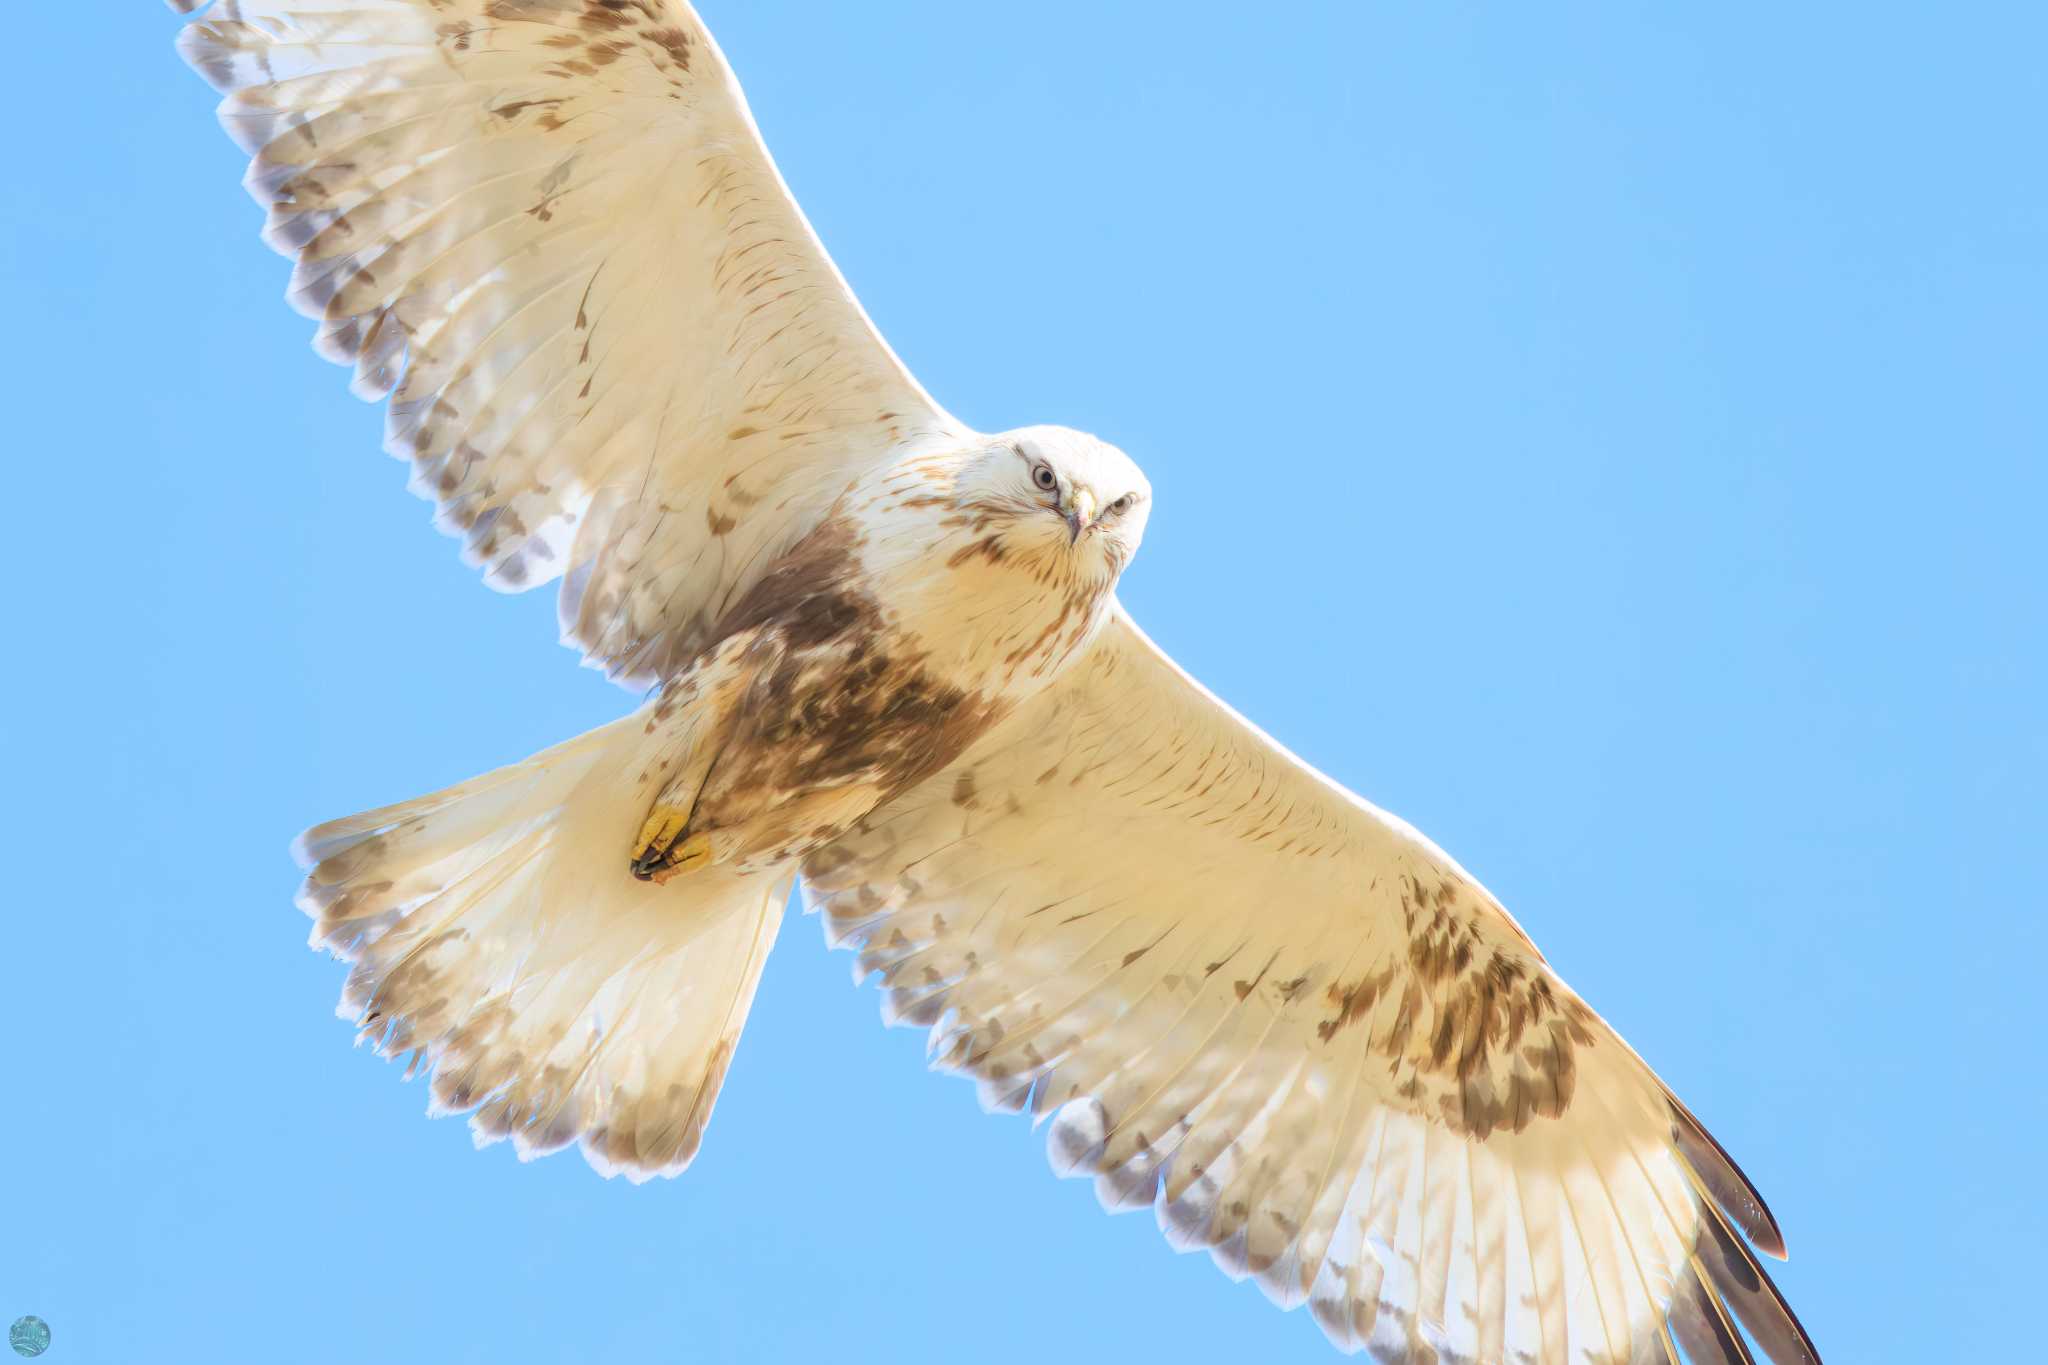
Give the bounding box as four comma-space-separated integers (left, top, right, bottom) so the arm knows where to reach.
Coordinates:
177, 0, 961, 685
173, 1, 1819, 1359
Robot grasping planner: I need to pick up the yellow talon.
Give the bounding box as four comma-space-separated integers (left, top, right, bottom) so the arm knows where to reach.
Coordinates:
650, 832, 716, 884
632, 804, 690, 863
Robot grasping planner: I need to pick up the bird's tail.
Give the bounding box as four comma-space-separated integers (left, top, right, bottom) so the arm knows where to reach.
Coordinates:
293, 708, 787, 1180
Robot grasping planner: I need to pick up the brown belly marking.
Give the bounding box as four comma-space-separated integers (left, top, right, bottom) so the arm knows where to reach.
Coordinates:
643, 517, 1007, 873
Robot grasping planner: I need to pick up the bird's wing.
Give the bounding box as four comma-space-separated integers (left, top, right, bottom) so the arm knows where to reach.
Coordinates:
804, 605, 1818, 1364
174, 0, 965, 687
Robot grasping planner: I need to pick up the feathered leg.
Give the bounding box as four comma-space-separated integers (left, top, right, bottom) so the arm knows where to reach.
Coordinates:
628, 632, 765, 881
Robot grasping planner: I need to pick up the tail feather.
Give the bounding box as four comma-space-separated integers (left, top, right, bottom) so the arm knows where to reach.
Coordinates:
295, 711, 787, 1180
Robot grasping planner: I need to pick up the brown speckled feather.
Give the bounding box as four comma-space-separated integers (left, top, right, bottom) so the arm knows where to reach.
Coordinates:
806, 606, 1819, 1362
172, 0, 963, 687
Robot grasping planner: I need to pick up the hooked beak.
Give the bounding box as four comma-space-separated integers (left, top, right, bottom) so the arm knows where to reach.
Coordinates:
1061, 486, 1098, 544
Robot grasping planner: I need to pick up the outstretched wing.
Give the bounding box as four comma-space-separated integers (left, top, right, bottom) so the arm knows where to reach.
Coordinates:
804, 606, 1818, 1363
174, 0, 964, 686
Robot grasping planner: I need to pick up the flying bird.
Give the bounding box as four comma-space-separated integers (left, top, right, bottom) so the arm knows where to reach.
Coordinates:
172, 2, 1819, 1359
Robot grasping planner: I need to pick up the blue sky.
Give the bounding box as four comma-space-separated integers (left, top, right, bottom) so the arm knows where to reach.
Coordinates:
3, 3, 2042, 1361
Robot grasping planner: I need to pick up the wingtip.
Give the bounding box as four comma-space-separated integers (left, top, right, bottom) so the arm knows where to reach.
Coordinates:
1697, 1209, 1824, 1365
1668, 1091, 1789, 1258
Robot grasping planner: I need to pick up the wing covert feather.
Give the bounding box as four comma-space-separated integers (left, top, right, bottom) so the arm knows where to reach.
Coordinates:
805, 606, 1817, 1362
174, 0, 964, 686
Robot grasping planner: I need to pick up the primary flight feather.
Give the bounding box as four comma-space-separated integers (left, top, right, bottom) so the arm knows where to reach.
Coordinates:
171, 2, 1820, 1359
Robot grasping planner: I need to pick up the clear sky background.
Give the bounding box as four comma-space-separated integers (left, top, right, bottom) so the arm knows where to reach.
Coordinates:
2, 3, 2041, 1361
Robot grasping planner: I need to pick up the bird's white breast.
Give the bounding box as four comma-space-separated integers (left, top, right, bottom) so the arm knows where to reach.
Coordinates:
847, 460, 1116, 706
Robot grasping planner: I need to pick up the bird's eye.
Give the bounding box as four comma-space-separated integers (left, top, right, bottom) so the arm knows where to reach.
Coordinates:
1108, 493, 1135, 515
1032, 464, 1058, 492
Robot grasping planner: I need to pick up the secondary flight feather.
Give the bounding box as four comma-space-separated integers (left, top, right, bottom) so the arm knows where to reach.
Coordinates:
172, 1, 1820, 1359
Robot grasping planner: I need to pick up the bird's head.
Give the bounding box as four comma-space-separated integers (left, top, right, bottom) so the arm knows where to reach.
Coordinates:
955, 425, 1151, 580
